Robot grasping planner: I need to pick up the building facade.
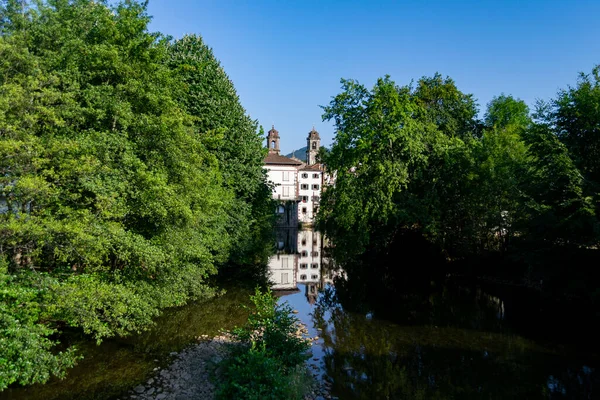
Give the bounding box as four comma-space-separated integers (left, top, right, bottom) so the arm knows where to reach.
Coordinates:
263, 126, 303, 227
263, 126, 324, 226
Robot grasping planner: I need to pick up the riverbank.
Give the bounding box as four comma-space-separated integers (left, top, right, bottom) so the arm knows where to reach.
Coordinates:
119, 333, 336, 400
118, 335, 230, 400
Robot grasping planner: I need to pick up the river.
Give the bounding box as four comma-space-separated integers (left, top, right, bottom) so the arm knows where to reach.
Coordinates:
271, 228, 599, 399
4, 228, 599, 399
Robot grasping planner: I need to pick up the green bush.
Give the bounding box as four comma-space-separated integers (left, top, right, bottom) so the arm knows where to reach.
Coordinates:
216, 289, 312, 400
0, 264, 80, 391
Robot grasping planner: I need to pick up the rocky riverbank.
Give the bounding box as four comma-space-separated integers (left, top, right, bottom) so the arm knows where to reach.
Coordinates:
119, 335, 230, 400
120, 330, 336, 400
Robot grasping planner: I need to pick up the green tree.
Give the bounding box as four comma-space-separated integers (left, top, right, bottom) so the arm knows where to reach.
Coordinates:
522, 122, 596, 244
413, 73, 481, 140
484, 94, 531, 130
318, 77, 436, 253
551, 65, 600, 187
0, 0, 271, 389
167, 34, 274, 267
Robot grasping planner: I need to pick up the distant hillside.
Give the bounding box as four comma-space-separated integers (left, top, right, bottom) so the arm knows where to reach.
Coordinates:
285, 146, 307, 161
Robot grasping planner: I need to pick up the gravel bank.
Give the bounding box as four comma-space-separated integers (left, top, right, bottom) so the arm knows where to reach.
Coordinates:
120, 335, 229, 400
121, 329, 335, 400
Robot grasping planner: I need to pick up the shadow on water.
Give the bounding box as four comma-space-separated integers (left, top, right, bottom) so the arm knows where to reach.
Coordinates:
270, 228, 600, 399
4, 287, 253, 400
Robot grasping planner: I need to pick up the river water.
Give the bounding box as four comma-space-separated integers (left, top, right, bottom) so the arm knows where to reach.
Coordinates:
271, 229, 599, 399
4, 228, 599, 399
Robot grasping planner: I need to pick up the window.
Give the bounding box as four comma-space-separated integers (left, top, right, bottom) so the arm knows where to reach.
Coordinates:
301, 184, 308, 190
282, 258, 288, 268
300, 274, 307, 280
300, 263, 308, 269
312, 184, 320, 190
276, 205, 285, 214
302, 173, 308, 178
313, 173, 319, 179
301, 239, 306, 245
311, 263, 318, 269
311, 251, 319, 257
282, 186, 289, 197
312, 142, 317, 149
271, 140, 276, 149
302, 207, 307, 214
283, 171, 290, 181
311, 274, 318, 280
301, 196, 308, 203
301, 250, 308, 257
282, 273, 289, 284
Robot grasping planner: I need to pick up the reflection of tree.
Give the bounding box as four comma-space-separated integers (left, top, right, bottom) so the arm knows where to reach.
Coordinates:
312, 285, 598, 399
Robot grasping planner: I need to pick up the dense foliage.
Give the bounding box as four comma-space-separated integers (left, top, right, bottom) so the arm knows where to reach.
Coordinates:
216, 289, 311, 400
0, 0, 273, 390
318, 69, 600, 299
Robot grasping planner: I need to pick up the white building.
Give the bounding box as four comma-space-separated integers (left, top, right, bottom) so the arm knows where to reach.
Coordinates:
263, 126, 303, 227
298, 165, 322, 224
263, 125, 326, 226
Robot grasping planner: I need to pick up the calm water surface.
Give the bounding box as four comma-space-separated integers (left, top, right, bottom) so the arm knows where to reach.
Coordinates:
272, 229, 599, 399
4, 228, 598, 399
3, 288, 253, 400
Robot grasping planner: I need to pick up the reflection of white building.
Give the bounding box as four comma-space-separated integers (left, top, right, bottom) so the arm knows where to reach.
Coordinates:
269, 253, 297, 290
268, 229, 326, 301
296, 230, 321, 285
269, 229, 299, 291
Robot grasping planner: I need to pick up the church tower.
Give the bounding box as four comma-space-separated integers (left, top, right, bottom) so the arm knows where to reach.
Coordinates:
306, 127, 320, 165
267, 125, 280, 154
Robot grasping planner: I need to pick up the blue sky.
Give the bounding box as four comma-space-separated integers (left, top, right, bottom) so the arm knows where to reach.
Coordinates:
147, 0, 600, 154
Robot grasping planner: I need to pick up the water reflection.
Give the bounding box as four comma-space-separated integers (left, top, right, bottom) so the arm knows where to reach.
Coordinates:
270, 229, 599, 399
269, 228, 334, 302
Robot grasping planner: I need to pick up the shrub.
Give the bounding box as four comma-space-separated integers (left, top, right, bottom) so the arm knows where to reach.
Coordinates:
216, 288, 312, 400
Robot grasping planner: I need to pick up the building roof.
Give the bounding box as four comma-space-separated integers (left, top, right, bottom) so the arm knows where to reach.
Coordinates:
264, 153, 304, 165
300, 163, 323, 171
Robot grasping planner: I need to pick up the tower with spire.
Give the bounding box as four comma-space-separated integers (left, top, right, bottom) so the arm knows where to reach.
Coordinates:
267, 125, 280, 154
306, 126, 320, 165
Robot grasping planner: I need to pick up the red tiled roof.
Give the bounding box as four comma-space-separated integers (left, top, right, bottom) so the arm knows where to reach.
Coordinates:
300, 163, 323, 171
264, 153, 303, 165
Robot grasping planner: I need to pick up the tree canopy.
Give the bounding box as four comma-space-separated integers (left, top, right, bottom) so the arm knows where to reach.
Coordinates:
0, 0, 272, 390
318, 68, 600, 294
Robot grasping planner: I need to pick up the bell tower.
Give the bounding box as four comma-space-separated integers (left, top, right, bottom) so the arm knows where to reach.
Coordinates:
267, 125, 280, 154
306, 126, 320, 165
